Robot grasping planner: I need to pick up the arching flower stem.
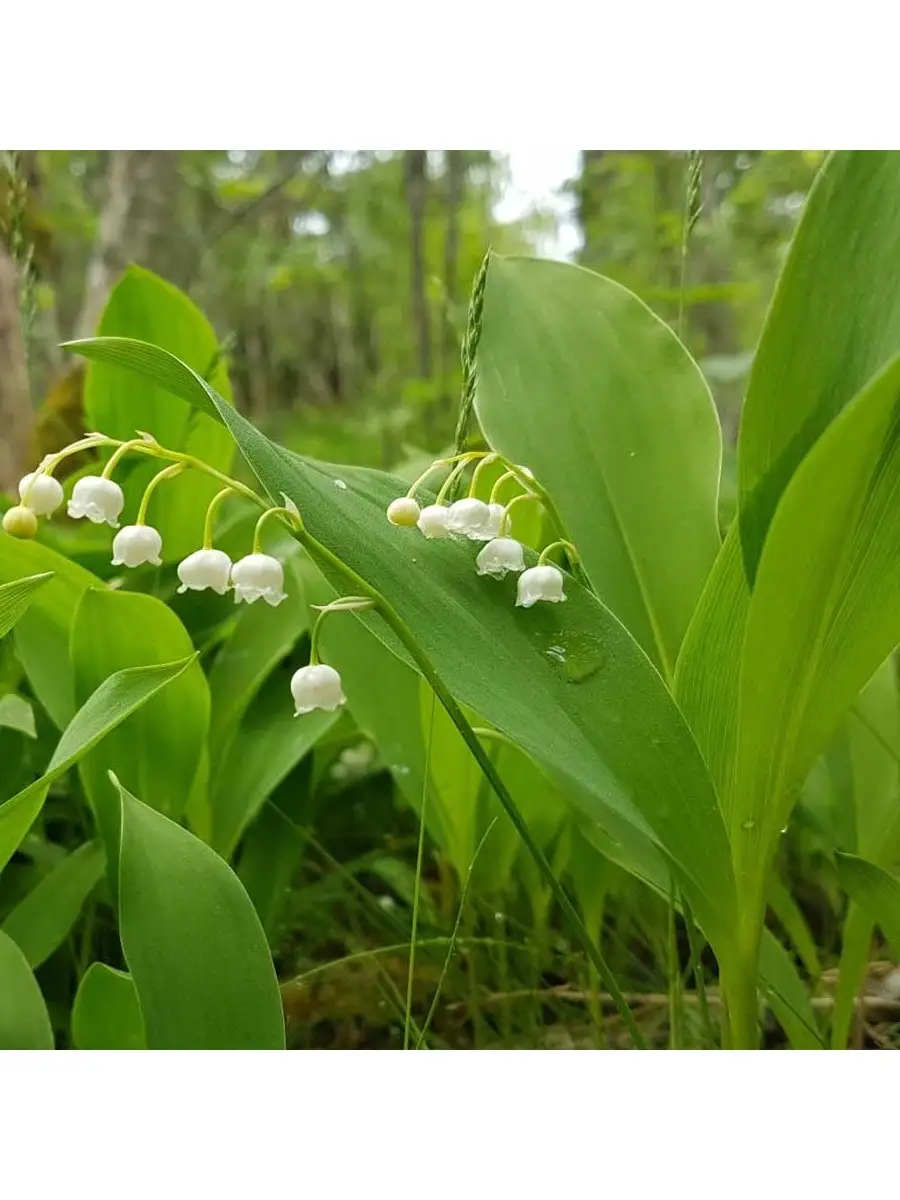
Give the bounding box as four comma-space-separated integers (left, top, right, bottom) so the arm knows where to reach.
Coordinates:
202, 487, 236, 549
136, 463, 184, 524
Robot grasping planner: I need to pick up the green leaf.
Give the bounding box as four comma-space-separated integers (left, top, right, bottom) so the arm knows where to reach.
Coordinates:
211, 667, 338, 858
0, 694, 36, 738
673, 525, 749, 806
477, 256, 722, 678
836, 852, 900, 944
0, 571, 53, 639
111, 775, 285, 1049
739, 151, 900, 577
758, 931, 823, 1050
0, 539, 100, 728
71, 963, 145, 1050
0, 657, 194, 874
84, 265, 234, 560
0, 928, 53, 1049
71, 589, 209, 825
730, 356, 900, 891
2, 840, 105, 968
62, 336, 737, 954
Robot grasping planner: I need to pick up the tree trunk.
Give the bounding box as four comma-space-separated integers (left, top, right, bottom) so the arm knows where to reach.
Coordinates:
439, 150, 465, 410
75, 150, 137, 340
0, 246, 33, 493
405, 150, 431, 379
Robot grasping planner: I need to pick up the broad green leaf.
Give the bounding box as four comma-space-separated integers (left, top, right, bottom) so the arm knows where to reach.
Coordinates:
0, 572, 53, 639
673, 525, 749, 806
112, 776, 285, 1049
0, 694, 36, 738
758, 930, 823, 1050
211, 667, 337, 858
62, 337, 738, 955
739, 151, 900, 577
0, 928, 53, 1049
0, 657, 194, 874
72, 963, 145, 1050
71, 589, 209, 825
477, 256, 722, 678
836, 852, 900, 944
84, 265, 234, 560
730, 357, 900, 897
2, 840, 105, 967
0, 539, 101, 728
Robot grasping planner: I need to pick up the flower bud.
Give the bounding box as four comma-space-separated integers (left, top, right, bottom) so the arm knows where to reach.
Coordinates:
231, 553, 286, 607
18, 472, 64, 516
177, 548, 232, 595
417, 503, 452, 539
387, 496, 421, 527
291, 663, 346, 715
112, 524, 163, 568
447, 497, 491, 540
68, 476, 125, 527
516, 564, 566, 608
476, 537, 525, 579
2, 505, 38, 539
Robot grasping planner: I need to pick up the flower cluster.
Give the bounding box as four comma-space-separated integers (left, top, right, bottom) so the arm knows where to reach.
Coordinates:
385, 453, 574, 609
4, 431, 352, 720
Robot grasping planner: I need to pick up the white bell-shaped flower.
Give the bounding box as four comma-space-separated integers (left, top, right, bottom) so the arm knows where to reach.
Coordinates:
387, 496, 421, 527
291, 663, 346, 715
67, 475, 125, 527
447, 497, 491, 540
231, 553, 286, 607
516, 563, 566, 608
177, 548, 232, 595
111, 524, 163, 568
476, 537, 526, 579
18, 472, 64, 516
2, 505, 38, 539
417, 503, 452, 539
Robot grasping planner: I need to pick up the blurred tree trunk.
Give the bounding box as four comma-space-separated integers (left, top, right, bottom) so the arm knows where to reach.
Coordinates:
0, 246, 32, 493
74, 150, 136, 339
405, 150, 431, 379
576, 150, 605, 264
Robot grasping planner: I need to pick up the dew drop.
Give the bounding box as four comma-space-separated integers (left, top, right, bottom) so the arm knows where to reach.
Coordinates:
333, 478, 347, 490
546, 644, 567, 664
741, 818, 755, 831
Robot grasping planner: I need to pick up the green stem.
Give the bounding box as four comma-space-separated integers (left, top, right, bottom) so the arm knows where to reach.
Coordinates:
102, 437, 149, 479
502, 492, 541, 532
538, 539, 579, 567
292, 524, 647, 1049
202, 487, 235, 548
469, 453, 499, 496
488, 469, 522, 505
252, 505, 299, 553
136, 463, 184, 524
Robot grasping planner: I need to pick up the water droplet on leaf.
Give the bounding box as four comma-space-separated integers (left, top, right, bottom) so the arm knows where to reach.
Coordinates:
333, 478, 347, 490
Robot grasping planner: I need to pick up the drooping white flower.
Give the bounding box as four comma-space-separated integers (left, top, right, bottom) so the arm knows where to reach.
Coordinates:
18, 472, 64, 516
447, 497, 491, 540
2, 505, 38, 539
67, 476, 125, 527
177, 548, 232, 595
417, 503, 452, 539
231, 553, 286, 607
476, 537, 526, 579
291, 663, 346, 715
387, 496, 421, 527
112, 524, 163, 568
516, 564, 566, 608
